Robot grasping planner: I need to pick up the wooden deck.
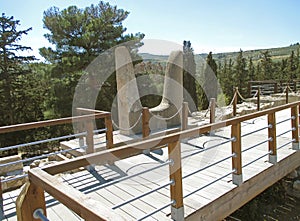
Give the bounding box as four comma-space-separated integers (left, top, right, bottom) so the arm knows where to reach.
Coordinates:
2, 108, 300, 221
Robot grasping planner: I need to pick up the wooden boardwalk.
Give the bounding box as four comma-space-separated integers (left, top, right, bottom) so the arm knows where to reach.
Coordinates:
2, 108, 300, 221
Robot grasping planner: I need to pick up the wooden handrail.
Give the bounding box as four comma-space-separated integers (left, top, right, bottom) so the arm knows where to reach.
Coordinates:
0, 112, 109, 134
15, 101, 300, 221
18, 168, 124, 221
41, 101, 300, 175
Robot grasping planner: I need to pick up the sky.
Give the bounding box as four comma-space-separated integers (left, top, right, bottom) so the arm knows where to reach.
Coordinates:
1, 0, 300, 59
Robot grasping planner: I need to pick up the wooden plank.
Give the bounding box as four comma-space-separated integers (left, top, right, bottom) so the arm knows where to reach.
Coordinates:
28, 168, 125, 221
15, 182, 46, 221
186, 148, 300, 221
0, 113, 107, 134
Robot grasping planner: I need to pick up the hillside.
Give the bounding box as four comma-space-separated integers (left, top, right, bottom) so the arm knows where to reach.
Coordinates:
140, 43, 300, 64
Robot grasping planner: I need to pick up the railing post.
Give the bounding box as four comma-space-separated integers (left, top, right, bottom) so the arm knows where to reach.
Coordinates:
291, 105, 299, 150
274, 83, 278, 94
257, 87, 260, 111
231, 122, 243, 186
16, 182, 46, 221
168, 141, 184, 221
0, 177, 3, 221
233, 87, 238, 117
105, 115, 113, 149
181, 102, 188, 130
268, 112, 277, 164
142, 107, 150, 138
85, 120, 95, 154
286, 86, 289, 104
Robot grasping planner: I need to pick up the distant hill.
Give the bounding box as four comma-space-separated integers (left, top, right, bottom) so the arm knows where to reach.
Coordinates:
140, 43, 300, 65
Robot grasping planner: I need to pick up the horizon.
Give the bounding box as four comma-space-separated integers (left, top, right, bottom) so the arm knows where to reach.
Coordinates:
2, 0, 300, 60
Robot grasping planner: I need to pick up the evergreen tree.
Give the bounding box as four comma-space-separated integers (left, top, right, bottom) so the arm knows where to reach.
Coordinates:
219, 58, 234, 104
0, 13, 35, 125
260, 51, 273, 80
248, 57, 255, 81
0, 14, 49, 156
40, 2, 144, 117
183, 40, 198, 111
200, 52, 218, 109
287, 50, 297, 80
234, 49, 248, 97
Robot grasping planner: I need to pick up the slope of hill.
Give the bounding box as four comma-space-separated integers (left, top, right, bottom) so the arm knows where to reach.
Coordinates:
140, 43, 300, 64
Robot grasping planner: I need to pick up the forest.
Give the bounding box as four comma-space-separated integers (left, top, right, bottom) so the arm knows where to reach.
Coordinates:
1, 1, 300, 156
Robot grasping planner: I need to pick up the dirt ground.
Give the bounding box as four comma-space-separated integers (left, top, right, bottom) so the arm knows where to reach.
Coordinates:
225, 179, 300, 221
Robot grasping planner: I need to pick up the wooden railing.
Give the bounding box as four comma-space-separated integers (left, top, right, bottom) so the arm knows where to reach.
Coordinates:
14, 101, 300, 220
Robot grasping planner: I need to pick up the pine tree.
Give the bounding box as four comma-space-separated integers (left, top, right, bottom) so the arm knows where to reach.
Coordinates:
287, 50, 297, 80
40, 2, 144, 117
200, 52, 218, 109
183, 40, 198, 111
234, 49, 248, 97
260, 50, 273, 80
0, 13, 35, 125
248, 57, 255, 81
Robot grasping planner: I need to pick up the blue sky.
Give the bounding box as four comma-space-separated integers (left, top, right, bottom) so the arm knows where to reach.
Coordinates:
1, 0, 300, 59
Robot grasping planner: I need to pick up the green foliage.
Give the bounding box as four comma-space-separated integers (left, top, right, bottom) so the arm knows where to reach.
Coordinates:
40, 1, 144, 117
0, 14, 49, 155
200, 52, 218, 109
234, 50, 248, 98
183, 40, 198, 111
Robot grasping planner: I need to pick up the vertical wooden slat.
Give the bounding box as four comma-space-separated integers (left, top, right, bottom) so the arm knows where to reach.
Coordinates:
291, 105, 299, 150
105, 116, 113, 149
142, 107, 150, 138
231, 122, 242, 185
85, 120, 94, 154
168, 141, 184, 212
181, 102, 188, 130
16, 182, 46, 221
268, 112, 277, 164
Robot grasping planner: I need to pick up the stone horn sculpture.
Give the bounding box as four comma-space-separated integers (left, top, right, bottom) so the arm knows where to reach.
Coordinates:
115, 46, 183, 135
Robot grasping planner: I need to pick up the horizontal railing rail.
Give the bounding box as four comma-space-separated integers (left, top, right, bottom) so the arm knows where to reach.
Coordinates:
9, 101, 300, 220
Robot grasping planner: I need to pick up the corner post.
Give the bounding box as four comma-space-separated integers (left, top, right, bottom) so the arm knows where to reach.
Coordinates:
16, 182, 46, 221
231, 122, 243, 186
142, 107, 150, 138
291, 105, 299, 150
181, 102, 188, 130
268, 112, 277, 164
105, 115, 113, 149
168, 141, 184, 221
